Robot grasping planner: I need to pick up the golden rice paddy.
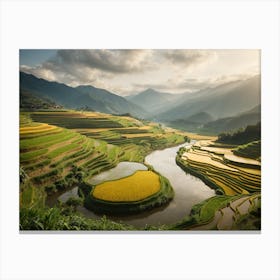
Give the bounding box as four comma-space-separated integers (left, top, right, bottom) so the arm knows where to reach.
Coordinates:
92, 170, 161, 202
123, 133, 155, 138
20, 124, 57, 134
183, 151, 237, 171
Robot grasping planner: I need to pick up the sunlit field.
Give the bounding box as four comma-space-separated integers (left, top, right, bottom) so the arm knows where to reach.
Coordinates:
93, 170, 160, 202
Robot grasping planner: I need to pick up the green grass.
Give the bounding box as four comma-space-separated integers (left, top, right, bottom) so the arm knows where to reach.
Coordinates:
20, 206, 136, 230
198, 196, 236, 222
20, 182, 46, 208
20, 148, 48, 162
20, 129, 73, 150
47, 142, 80, 159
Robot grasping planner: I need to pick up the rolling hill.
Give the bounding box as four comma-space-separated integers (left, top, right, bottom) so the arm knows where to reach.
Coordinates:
20, 72, 146, 117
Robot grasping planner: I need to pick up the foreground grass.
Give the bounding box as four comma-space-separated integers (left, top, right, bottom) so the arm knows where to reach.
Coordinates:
20, 206, 136, 230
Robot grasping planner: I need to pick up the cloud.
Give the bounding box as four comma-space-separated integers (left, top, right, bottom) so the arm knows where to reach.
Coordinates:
20, 50, 214, 85
20, 49, 157, 88
20, 49, 259, 95
161, 50, 216, 67
54, 49, 154, 74
132, 73, 253, 94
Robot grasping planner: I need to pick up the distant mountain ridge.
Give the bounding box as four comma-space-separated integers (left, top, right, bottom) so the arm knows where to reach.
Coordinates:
201, 105, 261, 134
156, 75, 260, 121
20, 72, 146, 117
20, 72, 261, 135
126, 88, 181, 115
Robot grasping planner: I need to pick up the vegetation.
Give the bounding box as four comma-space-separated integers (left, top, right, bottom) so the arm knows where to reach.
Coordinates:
233, 140, 261, 160
27, 111, 186, 163
19, 70, 261, 231
20, 206, 135, 230
217, 122, 261, 144
172, 193, 261, 230
174, 134, 261, 230
20, 110, 188, 229
20, 89, 62, 110
19, 109, 260, 231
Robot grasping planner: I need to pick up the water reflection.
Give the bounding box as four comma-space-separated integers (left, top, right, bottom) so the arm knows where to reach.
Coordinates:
87, 161, 147, 185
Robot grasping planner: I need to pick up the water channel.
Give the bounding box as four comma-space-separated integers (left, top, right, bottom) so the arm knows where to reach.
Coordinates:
47, 141, 215, 228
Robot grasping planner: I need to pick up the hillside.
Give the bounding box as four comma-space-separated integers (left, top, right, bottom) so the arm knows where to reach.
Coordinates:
20, 90, 63, 110
156, 75, 260, 121
20, 72, 146, 117
201, 105, 261, 134
19, 111, 187, 217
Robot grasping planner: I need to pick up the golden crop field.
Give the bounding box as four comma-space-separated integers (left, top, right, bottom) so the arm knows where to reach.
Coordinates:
183, 151, 237, 171
92, 170, 161, 202
123, 133, 155, 138
20, 124, 57, 134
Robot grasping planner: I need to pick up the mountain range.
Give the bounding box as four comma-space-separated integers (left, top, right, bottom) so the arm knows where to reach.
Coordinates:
20, 72, 146, 117
126, 88, 181, 115
128, 75, 260, 121
20, 72, 261, 134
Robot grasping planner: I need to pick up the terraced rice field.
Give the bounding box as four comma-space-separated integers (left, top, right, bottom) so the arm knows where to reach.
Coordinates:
175, 139, 261, 230
92, 170, 161, 202
20, 111, 186, 212
20, 115, 121, 195
190, 193, 261, 230
178, 140, 261, 196
28, 111, 185, 162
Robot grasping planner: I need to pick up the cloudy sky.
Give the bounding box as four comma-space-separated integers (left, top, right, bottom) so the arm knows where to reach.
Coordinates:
20, 49, 260, 96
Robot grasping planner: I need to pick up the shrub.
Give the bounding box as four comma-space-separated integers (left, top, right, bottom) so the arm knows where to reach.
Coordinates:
45, 184, 57, 194
65, 197, 83, 207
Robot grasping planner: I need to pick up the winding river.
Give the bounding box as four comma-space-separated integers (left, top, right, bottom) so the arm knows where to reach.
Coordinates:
47, 141, 215, 227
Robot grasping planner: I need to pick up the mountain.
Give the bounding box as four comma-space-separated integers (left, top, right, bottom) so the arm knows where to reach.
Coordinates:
126, 88, 180, 115
20, 72, 146, 117
20, 89, 62, 110
156, 75, 261, 121
201, 104, 261, 134
74, 85, 147, 116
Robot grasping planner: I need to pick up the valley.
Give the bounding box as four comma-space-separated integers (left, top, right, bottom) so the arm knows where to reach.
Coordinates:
20, 108, 261, 230
19, 53, 261, 231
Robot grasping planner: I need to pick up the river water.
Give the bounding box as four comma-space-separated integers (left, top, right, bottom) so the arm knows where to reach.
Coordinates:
47, 141, 215, 228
